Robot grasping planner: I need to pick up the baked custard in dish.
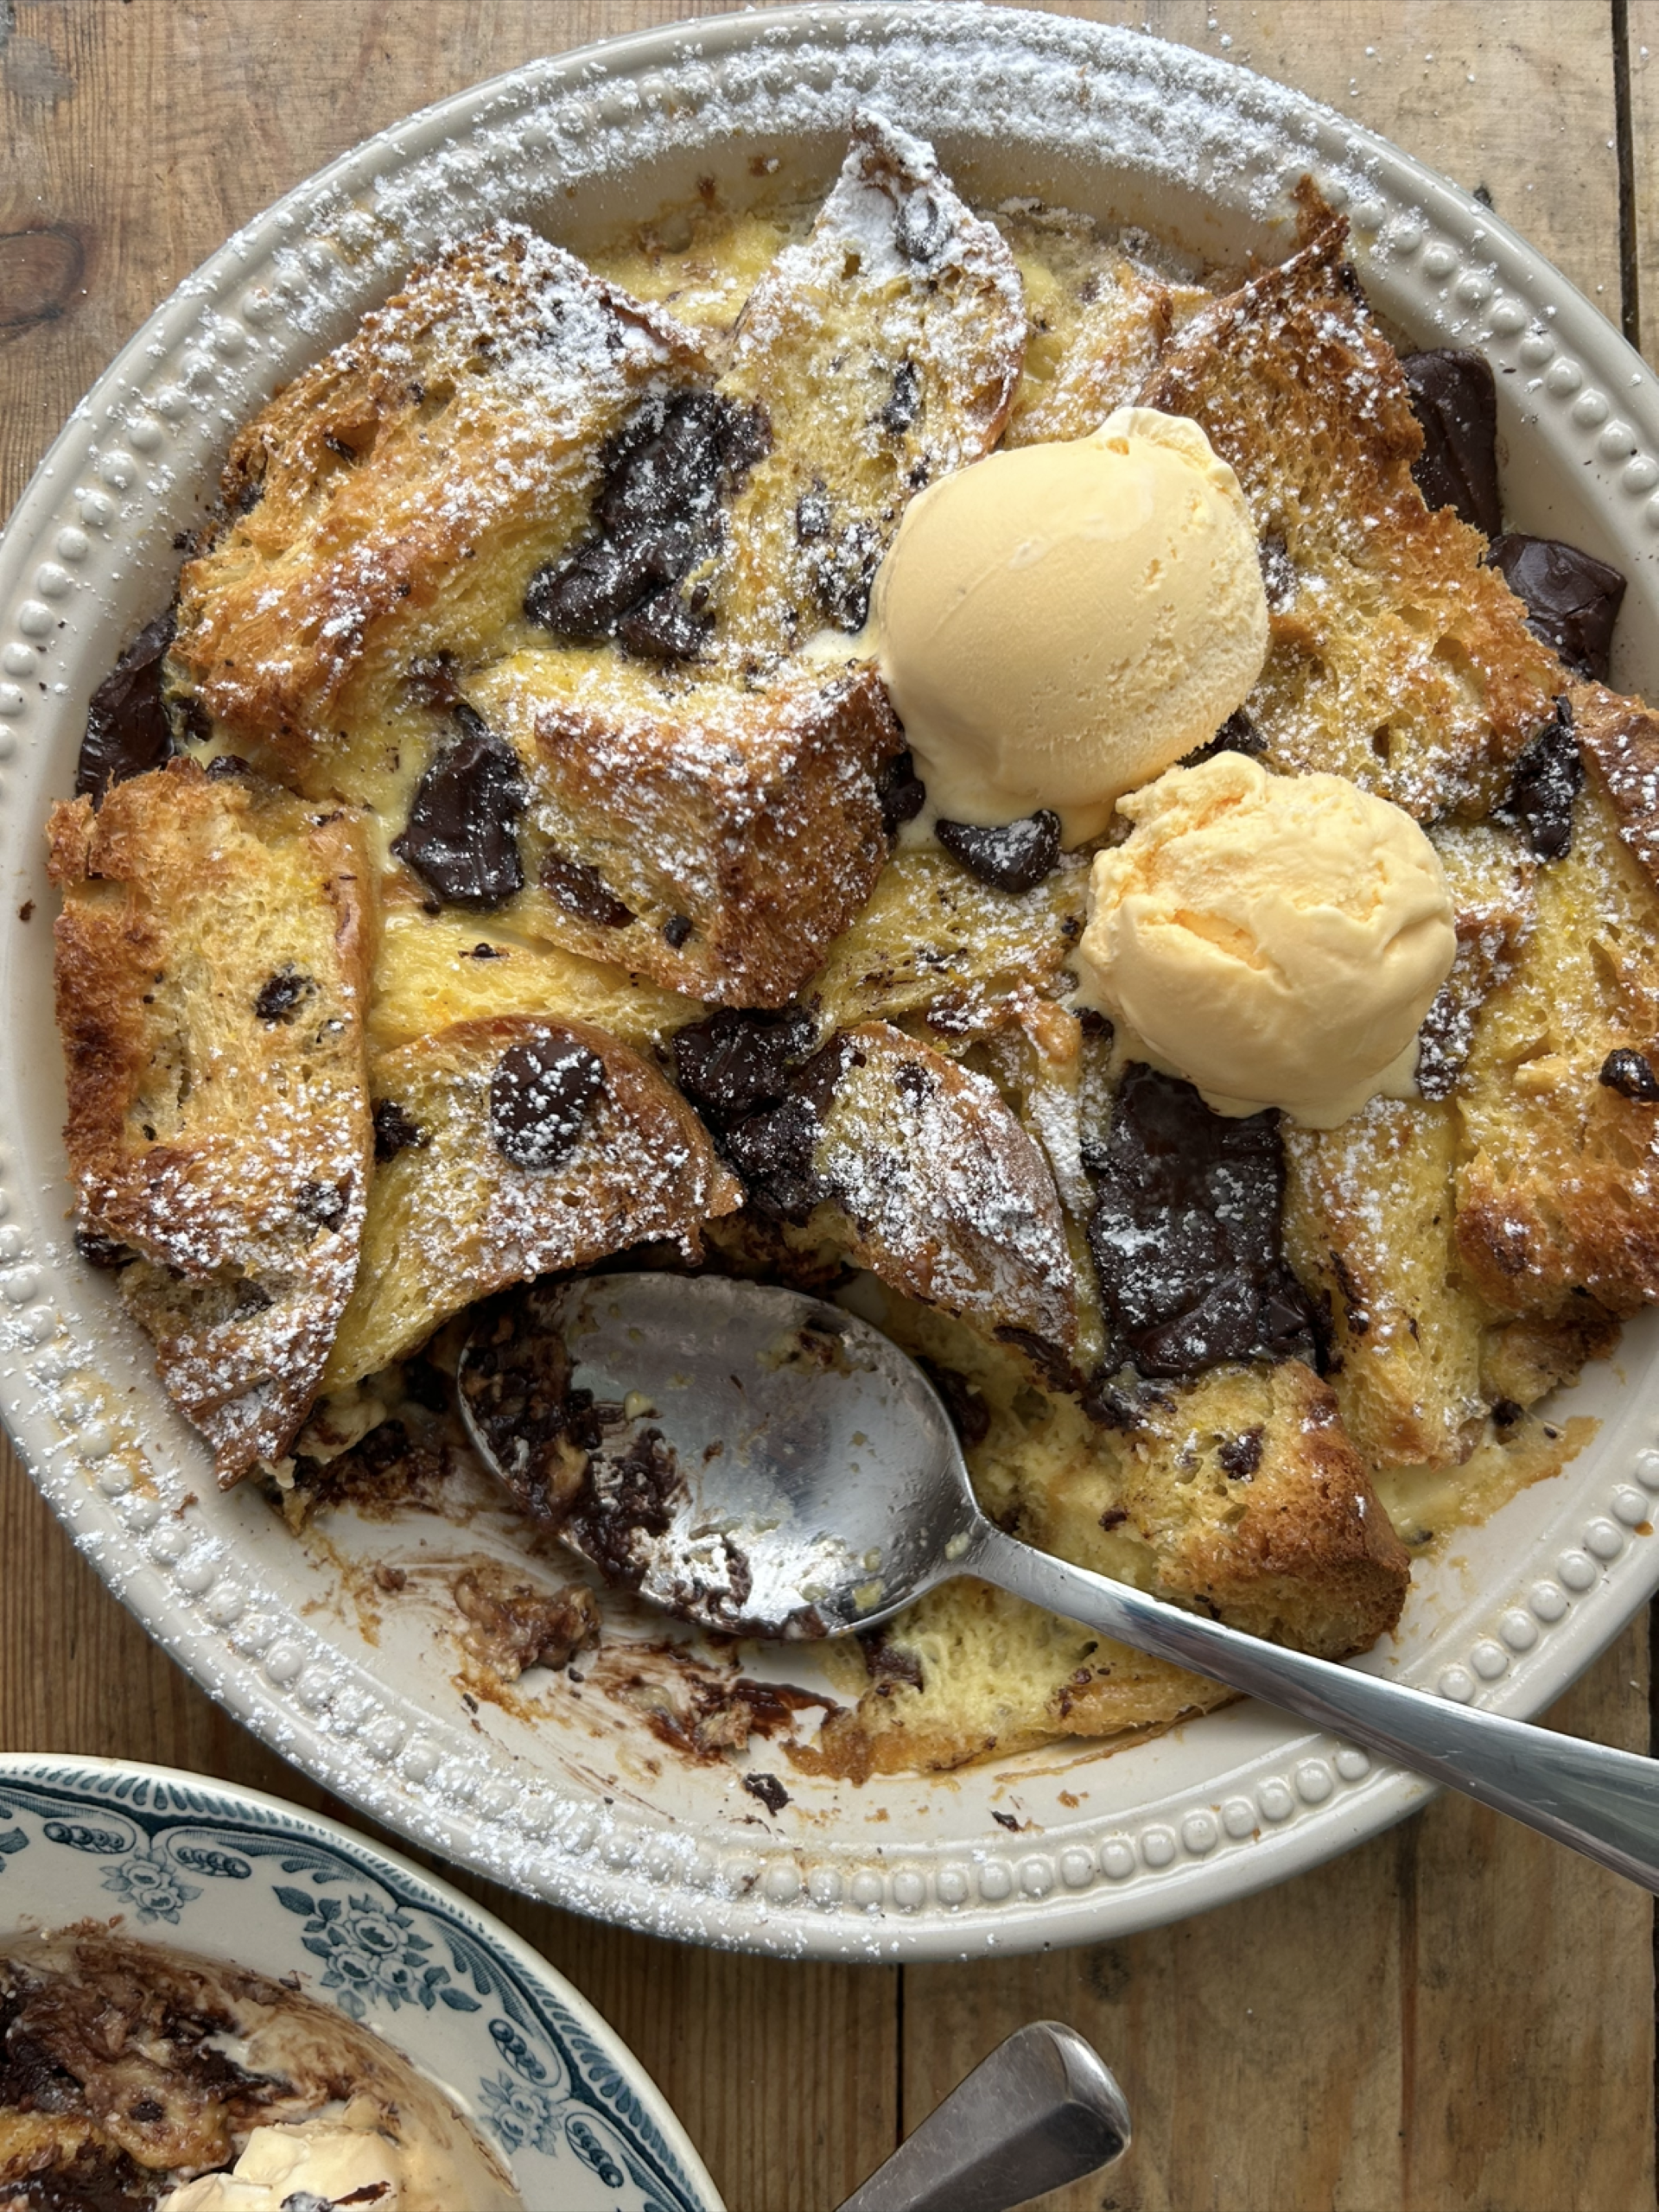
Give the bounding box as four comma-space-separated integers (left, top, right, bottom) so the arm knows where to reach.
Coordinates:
48, 118, 1659, 1779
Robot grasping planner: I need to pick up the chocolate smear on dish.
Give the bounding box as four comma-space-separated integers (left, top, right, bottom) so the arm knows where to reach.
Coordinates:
74, 612, 177, 802
458, 1279, 602, 1524
1084, 1063, 1316, 1378
392, 704, 526, 909
671, 1006, 819, 1130
1401, 348, 1503, 537
1487, 532, 1627, 682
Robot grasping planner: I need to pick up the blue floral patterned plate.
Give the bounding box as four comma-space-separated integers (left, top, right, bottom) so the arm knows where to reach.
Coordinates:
0, 1755, 723, 2212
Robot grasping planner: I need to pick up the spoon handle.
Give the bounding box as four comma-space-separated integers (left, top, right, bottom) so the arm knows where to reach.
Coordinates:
968, 1522, 1659, 1891
834, 2019, 1129, 2212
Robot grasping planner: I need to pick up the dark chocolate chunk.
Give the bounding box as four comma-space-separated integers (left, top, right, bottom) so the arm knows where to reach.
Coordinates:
1217, 1427, 1264, 1480
672, 1006, 817, 1129
74, 612, 177, 802
722, 1094, 829, 1224
489, 1030, 606, 1171
73, 1227, 135, 1269
253, 963, 315, 1024
662, 912, 693, 948
880, 358, 921, 435
876, 747, 926, 833
1084, 1063, 1316, 1378
1184, 705, 1266, 769
391, 714, 526, 909
1487, 531, 1627, 681
296, 1177, 348, 1233
1401, 348, 1502, 537
202, 753, 251, 780
1599, 1048, 1659, 1101
742, 1770, 790, 1815
524, 390, 770, 662
918, 1357, 991, 1448
1491, 696, 1581, 860
719, 1035, 852, 1222
1257, 534, 1297, 610
937, 810, 1061, 894
539, 848, 634, 928
861, 1629, 925, 1690
1414, 976, 1468, 1103
232, 1278, 273, 1316
372, 1099, 425, 1162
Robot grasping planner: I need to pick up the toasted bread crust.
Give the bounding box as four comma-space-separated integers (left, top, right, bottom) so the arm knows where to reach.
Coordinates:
171, 226, 707, 774
325, 1015, 741, 1386
49, 760, 374, 1482
812, 1021, 1077, 1373
1140, 213, 1560, 819
715, 112, 1026, 663
482, 658, 905, 1007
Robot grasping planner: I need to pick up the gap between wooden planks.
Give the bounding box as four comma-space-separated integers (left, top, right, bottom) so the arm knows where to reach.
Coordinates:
1, 3, 1654, 2207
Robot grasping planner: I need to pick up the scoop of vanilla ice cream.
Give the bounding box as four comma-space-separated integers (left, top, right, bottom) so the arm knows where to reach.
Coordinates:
870, 406, 1269, 843
157, 2091, 520, 2212
1076, 753, 1457, 1128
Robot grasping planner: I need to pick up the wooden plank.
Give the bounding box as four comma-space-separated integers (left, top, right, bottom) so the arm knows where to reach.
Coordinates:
1630, 6, 1659, 363
2, 8, 1654, 2211
902, 1622, 1653, 2212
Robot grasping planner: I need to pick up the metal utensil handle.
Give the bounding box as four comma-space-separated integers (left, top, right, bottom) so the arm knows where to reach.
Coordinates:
835, 2019, 1130, 2212
969, 1521, 1659, 1894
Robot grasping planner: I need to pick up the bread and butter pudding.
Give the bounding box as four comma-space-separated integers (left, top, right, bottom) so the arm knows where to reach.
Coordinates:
0, 1927, 519, 2210
48, 115, 1659, 1782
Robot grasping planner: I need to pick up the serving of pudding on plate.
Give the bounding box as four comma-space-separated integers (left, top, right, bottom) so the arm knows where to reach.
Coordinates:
45, 111, 1659, 1785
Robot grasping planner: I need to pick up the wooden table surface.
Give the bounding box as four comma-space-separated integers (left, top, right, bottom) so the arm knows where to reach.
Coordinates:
3, 4, 1657, 2208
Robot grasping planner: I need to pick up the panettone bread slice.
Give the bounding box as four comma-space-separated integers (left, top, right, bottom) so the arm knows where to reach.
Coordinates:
323, 1014, 741, 1388
799, 842, 1090, 1038
48, 759, 374, 1483
702, 1020, 1078, 1380
805, 1292, 1408, 1777
168, 225, 710, 791
711, 112, 1026, 660
1138, 200, 1562, 821
468, 654, 905, 1006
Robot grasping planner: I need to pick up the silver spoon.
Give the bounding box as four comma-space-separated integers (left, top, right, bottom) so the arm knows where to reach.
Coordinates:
834, 2019, 1129, 2212
458, 1271, 1659, 1892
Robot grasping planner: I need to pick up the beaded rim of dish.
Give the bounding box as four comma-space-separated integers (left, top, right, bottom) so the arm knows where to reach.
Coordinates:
3, 5, 1657, 1955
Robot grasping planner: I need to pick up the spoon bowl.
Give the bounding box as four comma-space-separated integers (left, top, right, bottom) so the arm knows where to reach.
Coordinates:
461, 1272, 974, 1637
460, 1270, 1659, 1894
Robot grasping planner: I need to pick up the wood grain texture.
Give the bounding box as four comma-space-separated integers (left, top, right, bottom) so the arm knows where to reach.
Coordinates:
0, 6, 1653, 2210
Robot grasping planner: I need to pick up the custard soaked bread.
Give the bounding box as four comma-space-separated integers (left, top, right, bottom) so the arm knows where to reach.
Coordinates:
53, 131, 1659, 1777
48, 759, 374, 1484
